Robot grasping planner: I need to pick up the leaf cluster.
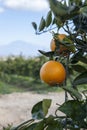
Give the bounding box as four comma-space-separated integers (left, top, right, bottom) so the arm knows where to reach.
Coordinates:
32, 0, 87, 33
11, 94, 87, 130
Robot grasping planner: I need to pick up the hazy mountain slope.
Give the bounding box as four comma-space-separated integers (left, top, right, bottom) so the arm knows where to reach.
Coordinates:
0, 40, 44, 57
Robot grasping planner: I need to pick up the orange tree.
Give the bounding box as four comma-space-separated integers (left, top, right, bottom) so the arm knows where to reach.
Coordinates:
12, 0, 87, 130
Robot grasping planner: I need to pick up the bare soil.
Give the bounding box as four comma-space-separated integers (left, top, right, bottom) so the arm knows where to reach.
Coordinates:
0, 92, 65, 129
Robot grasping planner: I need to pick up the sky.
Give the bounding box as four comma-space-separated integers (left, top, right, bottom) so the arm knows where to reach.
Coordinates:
0, 0, 54, 54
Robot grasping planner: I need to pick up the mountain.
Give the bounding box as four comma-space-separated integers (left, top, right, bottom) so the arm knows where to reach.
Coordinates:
0, 40, 46, 57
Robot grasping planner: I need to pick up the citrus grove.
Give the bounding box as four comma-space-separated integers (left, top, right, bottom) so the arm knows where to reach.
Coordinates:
12, 0, 87, 130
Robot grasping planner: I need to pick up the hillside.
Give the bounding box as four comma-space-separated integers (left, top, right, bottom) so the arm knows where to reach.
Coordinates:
0, 40, 47, 57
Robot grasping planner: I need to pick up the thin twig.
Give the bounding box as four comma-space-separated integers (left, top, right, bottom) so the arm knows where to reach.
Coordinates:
36, 26, 57, 35
64, 54, 70, 130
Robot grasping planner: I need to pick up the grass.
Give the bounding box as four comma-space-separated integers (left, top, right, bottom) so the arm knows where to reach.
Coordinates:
0, 74, 63, 94
0, 74, 86, 94
0, 80, 86, 95
0, 80, 61, 94
0, 81, 25, 94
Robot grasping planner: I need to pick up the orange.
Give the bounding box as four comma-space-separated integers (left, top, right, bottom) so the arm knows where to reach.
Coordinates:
50, 39, 56, 51
40, 60, 66, 86
50, 34, 68, 55
57, 34, 66, 41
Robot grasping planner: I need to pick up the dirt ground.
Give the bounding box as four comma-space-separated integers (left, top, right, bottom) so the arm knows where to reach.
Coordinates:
0, 92, 65, 129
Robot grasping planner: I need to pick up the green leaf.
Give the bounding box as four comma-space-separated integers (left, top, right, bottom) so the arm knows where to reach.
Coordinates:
46, 10, 52, 27
71, 59, 78, 64
48, 0, 68, 17
73, 71, 87, 86
75, 37, 87, 52
61, 37, 76, 53
71, 64, 86, 73
48, 0, 80, 24
25, 123, 37, 130
52, 17, 56, 25
46, 115, 54, 124
80, 6, 87, 17
32, 22, 37, 31
69, 0, 83, 6
42, 99, 52, 116
12, 119, 35, 130
75, 38, 87, 47
38, 50, 54, 58
58, 100, 86, 122
46, 116, 63, 130
48, 0, 68, 27
46, 125, 63, 130
34, 121, 45, 130
71, 51, 87, 64
38, 17, 45, 32
46, 119, 63, 130
63, 87, 82, 100
31, 99, 52, 120
31, 101, 44, 120
78, 56, 87, 64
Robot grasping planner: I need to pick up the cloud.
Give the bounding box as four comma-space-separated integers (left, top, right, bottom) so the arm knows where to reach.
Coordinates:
0, 7, 5, 13
3, 0, 49, 11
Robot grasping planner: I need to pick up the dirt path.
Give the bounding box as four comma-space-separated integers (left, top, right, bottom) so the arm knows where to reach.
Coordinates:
0, 92, 65, 129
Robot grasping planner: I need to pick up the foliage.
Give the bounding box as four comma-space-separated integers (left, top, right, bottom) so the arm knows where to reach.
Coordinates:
0, 81, 24, 94
0, 55, 47, 80
0, 76, 60, 94
9, 0, 87, 129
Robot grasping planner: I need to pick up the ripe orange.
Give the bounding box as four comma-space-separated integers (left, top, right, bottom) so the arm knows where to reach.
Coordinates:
50, 34, 68, 55
50, 39, 56, 51
57, 34, 66, 41
40, 60, 66, 86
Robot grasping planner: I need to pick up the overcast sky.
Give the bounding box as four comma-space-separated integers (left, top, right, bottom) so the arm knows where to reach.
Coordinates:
0, 0, 54, 52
